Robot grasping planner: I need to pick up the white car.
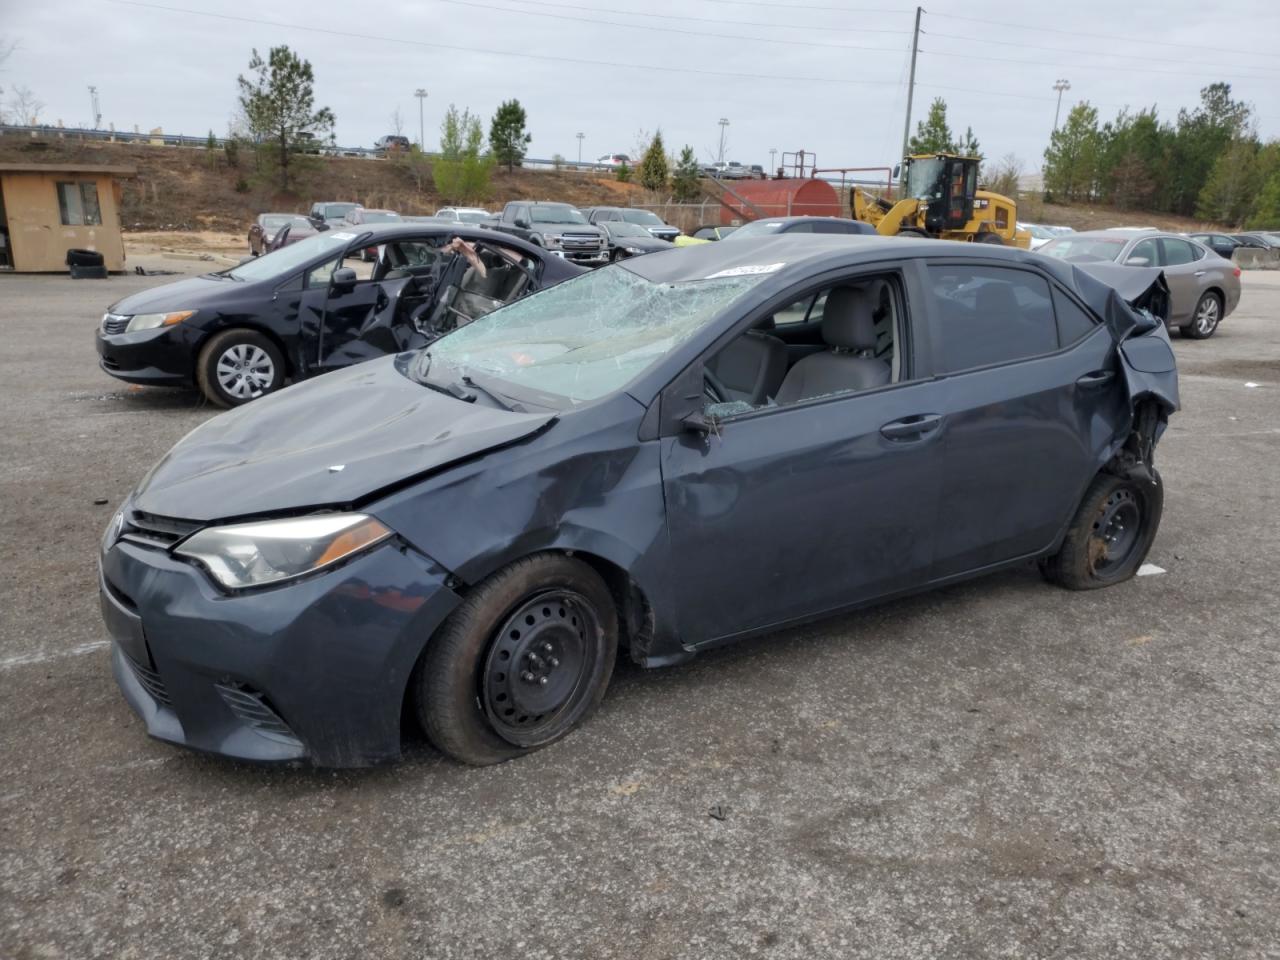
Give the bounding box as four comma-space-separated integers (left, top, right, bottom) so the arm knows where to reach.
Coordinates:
596, 153, 632, 168
1017, 222, 1058, 250
435, 207, 492, 225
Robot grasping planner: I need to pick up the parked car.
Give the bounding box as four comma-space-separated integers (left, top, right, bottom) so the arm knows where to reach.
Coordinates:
493, 201, 608, 264
582, 206, 680, 242
95, 223, 586, 407
1038, 229, 1240, 338
99, 234, 1178, 768
247, 214, 316, 256
720, 216, 876, 241
374, 135, 411, 157
435, 207, 493, 225
687, 224, 739, 243
340, 209, 403, 260
308, 201, 361, 229
596, 153, 631, 167
1017, 222, 1058, 251
1232, 232, 1280, 251
598, 220, 671, 260
1188, 232, 1245, 259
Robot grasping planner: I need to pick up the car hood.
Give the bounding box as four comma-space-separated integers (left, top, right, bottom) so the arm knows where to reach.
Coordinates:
540, 224, 603, 235
620, 236, 672, 251
132, 355, 557, 522
108, 275, 255, 315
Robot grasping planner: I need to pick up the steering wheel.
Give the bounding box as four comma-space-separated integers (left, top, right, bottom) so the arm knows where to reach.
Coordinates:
703, 368, 729, 404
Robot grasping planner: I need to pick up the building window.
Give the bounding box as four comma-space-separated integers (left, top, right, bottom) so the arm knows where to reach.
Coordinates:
56, 181, 102, 226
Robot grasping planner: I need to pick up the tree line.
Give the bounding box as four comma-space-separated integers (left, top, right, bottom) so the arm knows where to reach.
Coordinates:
1044, 83, 1279, 229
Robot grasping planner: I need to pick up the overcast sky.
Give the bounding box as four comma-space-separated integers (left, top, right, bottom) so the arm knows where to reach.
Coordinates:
2, 0, 1278, 174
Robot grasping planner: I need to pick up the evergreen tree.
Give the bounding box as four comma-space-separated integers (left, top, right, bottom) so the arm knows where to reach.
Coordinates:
236, 46, 335, 190
1043, 102, 1101, 202
672, 145, 702, 202
1244, 141, 1280, 230
1196, 136, 1260, 225
488, 99, 531, 173
956, 126, 980, 158
639, 131, 670, 192
616, 160, 632, 183
907, 98, 955, 154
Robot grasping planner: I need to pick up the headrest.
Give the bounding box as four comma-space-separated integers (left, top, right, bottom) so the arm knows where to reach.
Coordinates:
821, 285, 877, 351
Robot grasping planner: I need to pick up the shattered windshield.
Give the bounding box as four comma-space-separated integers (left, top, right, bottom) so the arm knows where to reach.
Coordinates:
425, 266, 766, 403
531, 205, 587, 224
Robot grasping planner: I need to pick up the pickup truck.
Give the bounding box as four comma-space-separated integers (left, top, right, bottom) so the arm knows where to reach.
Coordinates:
494, 202, 609, 265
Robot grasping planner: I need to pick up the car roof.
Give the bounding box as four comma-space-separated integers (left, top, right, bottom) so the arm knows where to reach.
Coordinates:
622, 233, 1066, 285
340, 221, 545, 254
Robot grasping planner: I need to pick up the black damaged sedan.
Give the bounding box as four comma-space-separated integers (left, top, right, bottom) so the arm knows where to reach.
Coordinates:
95, 223, 585, 407
100, 235, 1178, 767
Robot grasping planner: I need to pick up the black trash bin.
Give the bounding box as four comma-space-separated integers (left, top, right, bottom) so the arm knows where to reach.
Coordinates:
66, 248, 108, 279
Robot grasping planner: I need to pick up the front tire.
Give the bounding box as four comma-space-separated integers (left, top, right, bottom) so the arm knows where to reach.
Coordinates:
1180, 291, 1222, 339
196, 329, 285, 408
973, 232, 1003, 245
414, 553, 618, 765
1041, 470, 1163, 590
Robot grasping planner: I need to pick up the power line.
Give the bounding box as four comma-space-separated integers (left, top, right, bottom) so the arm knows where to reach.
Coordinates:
498, 0, 909, 35
431, 0, 910, 53
102, 0, 907, 86
924, 29, 1280, 77
928, 10, 1280, 62
698, 0, 902, 12
919, 46, 1280, 84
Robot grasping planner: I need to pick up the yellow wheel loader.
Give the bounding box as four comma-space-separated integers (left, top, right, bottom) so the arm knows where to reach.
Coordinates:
852, 153, 1031, 248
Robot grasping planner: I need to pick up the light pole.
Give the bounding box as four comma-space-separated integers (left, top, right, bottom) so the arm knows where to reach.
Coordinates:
1052, 79, 1071, 132
414, 88, 428, 148
716, 118, 730, 167
768, 147, 777, 177
576, 131, 584, 164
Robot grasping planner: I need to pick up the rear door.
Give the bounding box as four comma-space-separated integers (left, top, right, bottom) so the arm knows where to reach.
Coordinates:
1157, 236, 1208, 324
924, 261, 1126, 578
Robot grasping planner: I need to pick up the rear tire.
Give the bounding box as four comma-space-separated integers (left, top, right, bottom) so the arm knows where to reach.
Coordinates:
196, 329, 285, 408
414, 553, 618, 765
1179, 291, 1222, 339
1040, 470, 1163, 590
973, 232, 1004, 245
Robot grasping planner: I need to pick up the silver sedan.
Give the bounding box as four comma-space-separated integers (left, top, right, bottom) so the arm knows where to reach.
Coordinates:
1038, 229, 1241, 338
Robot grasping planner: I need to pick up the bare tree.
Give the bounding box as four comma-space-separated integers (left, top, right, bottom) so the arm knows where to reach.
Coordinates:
390, 107, 405, 138
7, 84, 43, 125
982, 153, 1022, 200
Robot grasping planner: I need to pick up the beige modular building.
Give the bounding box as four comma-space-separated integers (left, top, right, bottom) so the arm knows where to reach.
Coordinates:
0, 163, 136, 272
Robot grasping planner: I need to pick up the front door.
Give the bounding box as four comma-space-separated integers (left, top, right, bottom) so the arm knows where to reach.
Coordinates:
1156, 236, 1208, 325
661, 267, 945, 646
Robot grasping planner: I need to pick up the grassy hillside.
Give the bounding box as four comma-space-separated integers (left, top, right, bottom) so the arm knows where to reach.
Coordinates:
0, 135, 646, 232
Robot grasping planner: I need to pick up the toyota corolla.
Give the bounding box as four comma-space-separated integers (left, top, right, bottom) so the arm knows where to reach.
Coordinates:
99, 235, 1178, 767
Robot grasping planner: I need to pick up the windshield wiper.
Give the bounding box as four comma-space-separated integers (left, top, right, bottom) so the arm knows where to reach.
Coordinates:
409, 353, 520, 411
459, 374, 522, 412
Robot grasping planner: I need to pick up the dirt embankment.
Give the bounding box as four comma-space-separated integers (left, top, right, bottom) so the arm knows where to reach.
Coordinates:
0, 135, 647, 232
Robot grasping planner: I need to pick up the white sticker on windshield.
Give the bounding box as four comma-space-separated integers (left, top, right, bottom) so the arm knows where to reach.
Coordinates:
329, 232, 356, 241
705, 262, 786, 279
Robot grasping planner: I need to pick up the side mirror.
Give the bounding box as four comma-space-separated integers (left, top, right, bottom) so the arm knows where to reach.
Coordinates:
680, 410, 717, 436
514, 217, 530, 229
331, 266, 358, 290
892, 163, 901, 180
1124, 256, 1151, 267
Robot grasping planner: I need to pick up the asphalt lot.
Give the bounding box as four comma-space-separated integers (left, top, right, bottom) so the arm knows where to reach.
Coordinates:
2, 259, 1279, 960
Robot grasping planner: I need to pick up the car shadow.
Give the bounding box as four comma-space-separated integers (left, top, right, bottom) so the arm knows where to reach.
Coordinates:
68, 385, 213, 413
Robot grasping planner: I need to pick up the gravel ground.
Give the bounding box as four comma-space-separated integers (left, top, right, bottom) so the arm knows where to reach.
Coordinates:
1, 265, 1278, 960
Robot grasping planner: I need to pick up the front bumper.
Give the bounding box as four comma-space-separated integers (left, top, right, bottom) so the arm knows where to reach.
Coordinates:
95, 324, 198, 387
100, 534, 463, 767
551, 247, 609, 264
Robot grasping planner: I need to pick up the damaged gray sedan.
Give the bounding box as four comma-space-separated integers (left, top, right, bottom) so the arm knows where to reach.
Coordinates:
100, 235, 1178, 767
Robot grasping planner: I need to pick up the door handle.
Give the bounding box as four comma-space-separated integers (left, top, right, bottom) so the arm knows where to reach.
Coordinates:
880, 413, 942, 441
1076, 370, 1115, 388
1194, 270, 1206, 277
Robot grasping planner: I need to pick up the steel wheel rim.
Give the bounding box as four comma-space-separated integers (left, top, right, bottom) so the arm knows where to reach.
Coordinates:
215, 344, 275, 399
481, 590, 599, 747
1195, 297, 1219, 335
1090, 488, 1142, 574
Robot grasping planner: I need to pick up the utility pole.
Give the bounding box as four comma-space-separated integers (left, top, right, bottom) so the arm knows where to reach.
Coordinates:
576, 131, 584, 164
900, 6, 922, 164
414, 88, 428, 148
769, 146, 777, 176
717, 118, 729, 166
88, 85, 101, 130
1052, 79, 1071, 132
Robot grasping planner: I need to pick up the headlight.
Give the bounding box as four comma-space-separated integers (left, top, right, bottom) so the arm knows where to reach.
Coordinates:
174, 513, 392, 590
102, 506, 126, 553
543, 235, 562, 247
125, 310, 196, 333
623, 246, 642, 255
